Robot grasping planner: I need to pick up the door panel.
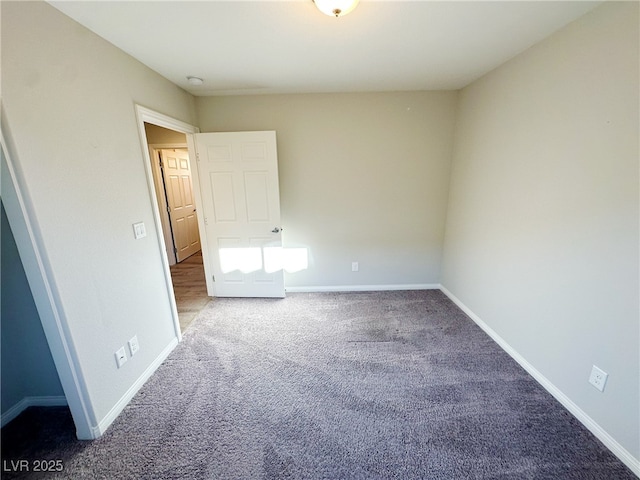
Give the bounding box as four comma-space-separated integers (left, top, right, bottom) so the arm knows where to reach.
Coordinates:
193, 131, 284, 298
244, 172, 270, 221
210, 173, 237, 221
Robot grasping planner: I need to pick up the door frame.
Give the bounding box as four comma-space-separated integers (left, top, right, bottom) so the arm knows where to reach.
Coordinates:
134, 105, 200, 340
186, 134, 215, 297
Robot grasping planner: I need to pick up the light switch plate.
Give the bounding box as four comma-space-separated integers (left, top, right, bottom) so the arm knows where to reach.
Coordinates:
133, 222, 146, 239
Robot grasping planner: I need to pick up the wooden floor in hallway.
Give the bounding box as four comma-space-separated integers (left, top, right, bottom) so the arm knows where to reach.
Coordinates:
170, 251, 211, 332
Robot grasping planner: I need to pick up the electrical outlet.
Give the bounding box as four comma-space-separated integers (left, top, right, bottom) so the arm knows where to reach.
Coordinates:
589, 365, 608, 392
115, 347, 127, 368
128, 335, 139, 356
352, 261, 359, 272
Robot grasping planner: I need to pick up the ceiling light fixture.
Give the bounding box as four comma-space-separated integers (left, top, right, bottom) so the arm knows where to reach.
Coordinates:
313, 0, 359, 18
186, 76, 204, 86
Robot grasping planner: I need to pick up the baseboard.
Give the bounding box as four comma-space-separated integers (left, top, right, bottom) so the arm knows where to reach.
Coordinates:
439, 285, 640, 477
1, 395, 68, 428
94, 337, 178, 438
285, 284, 440, 293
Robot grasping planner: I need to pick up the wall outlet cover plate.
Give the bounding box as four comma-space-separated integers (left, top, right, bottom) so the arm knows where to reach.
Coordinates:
588, 365, 608, 392
128, 335, 139, 356
115, 347, 127, 368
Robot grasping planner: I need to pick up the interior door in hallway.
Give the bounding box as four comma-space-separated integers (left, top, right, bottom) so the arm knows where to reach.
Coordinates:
160, 148, 201, 262
192, 131, 284, 298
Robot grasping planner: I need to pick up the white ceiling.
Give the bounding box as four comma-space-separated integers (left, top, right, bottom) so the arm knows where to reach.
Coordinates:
49, 1, 602, 96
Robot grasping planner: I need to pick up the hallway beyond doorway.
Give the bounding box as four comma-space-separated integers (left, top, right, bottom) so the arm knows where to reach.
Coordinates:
169, 251, 210, 332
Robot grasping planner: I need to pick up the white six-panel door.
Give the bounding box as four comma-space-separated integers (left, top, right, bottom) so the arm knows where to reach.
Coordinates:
192, 131, 284, 298
160, 148, 201, 262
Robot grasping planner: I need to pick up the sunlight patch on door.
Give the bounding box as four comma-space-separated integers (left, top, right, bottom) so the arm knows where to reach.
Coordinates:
219, 247, 308, 274
219, 247, 262, 273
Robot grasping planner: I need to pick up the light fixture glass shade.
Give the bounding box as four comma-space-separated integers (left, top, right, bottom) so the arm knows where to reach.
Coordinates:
314, 0, 359, 17
187, 76, 204, 86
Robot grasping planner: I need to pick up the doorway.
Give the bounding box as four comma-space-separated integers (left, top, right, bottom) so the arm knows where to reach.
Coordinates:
158, 148, 201, 263
144, 123, 201, 266
140, 117, 210, 333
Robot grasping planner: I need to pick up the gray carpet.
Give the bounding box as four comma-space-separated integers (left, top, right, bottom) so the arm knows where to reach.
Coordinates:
1, 291, 635, 479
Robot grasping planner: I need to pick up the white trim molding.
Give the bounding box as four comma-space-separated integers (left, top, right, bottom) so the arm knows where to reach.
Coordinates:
439, 285, 640, 477
0, 339, 176, 438
1, 122, 97, 440
134, 104, 200, 343
1, 396, 68, 428
285, 284, 440, 293
95, 338, 178, 437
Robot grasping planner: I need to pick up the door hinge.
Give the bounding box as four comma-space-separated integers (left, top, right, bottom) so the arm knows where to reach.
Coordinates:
174, 247, 178, 255
212, 274, 215, 282
196, 152, 200, 162
204, 216, 208, 226
158, 157, 163, 168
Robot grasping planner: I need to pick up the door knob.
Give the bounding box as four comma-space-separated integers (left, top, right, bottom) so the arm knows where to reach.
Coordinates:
271, 227, 281, 233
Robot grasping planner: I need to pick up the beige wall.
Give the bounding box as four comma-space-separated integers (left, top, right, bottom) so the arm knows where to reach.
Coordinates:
196, 92, 457, 289
2, 1, 196, 432
441, 1, 639, 460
